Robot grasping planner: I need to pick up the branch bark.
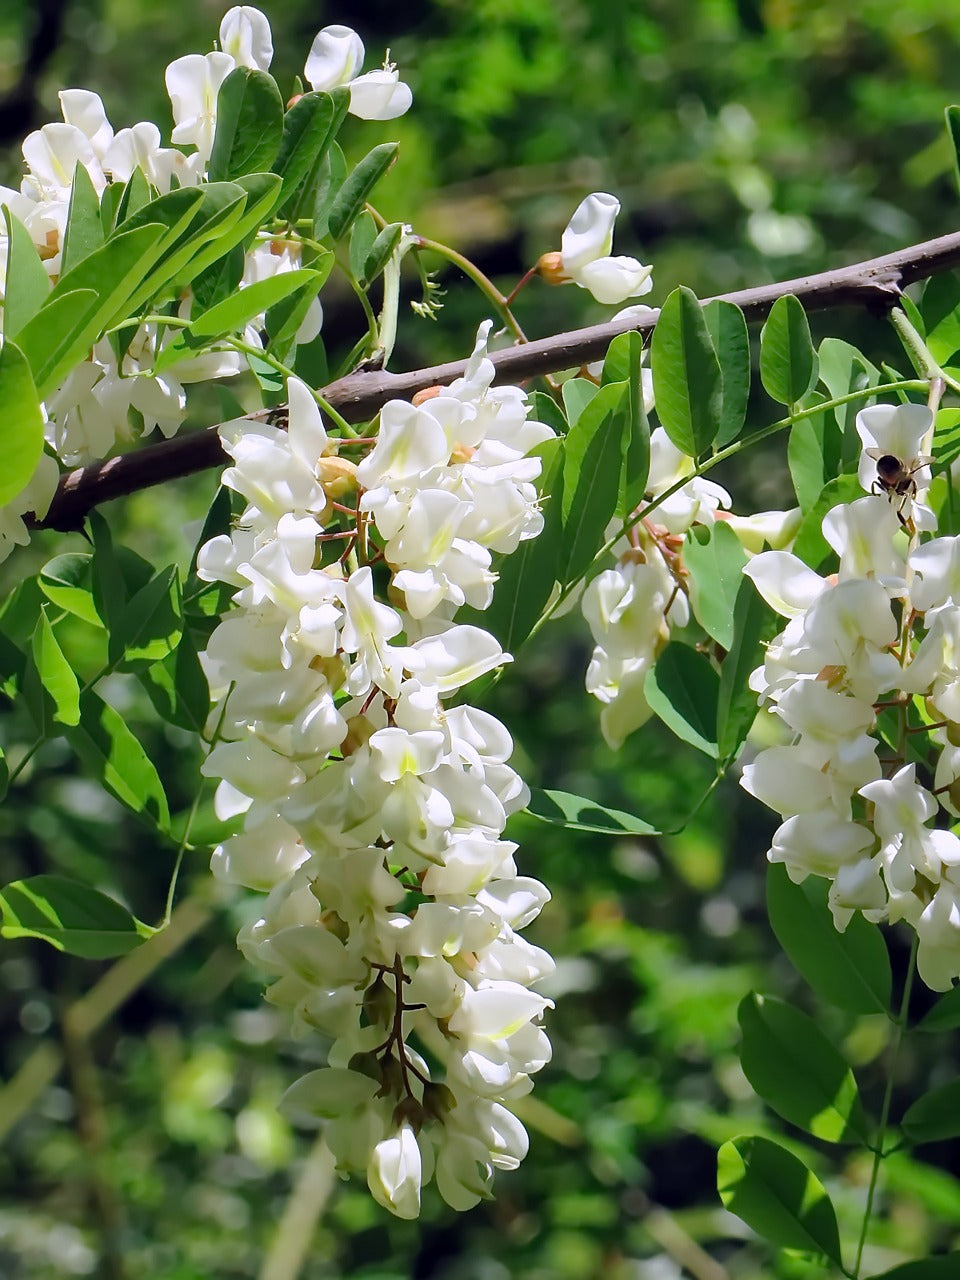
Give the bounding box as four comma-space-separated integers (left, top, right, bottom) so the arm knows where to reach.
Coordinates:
36, 227, 960, 532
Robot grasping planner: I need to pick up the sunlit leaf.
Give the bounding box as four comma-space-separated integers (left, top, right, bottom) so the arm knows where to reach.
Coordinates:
650, 285, 721, 456
63, 690, 169, 830
524, 788, 661, 835
208, 67, 284, 182
0, 875, 150, 958
760, 294, 817, 407
684, 522, 748, 650
717, 1135, 842, 1264
0, 340, 45, 506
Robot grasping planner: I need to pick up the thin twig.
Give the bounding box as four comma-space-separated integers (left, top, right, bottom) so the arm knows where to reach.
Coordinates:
32, 227, 960, 532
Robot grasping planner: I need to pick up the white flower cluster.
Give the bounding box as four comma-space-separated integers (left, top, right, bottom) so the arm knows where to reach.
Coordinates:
197, 323, 555, 1217
582, 426, 730, 748
0, 5, 410, 557
742, 401, 960, 990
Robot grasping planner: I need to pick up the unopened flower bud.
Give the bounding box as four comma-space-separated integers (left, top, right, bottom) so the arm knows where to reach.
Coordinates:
422, 1082, 456, 1122
393, 1095, 425, 1131
363, 972, 394, 1028
318, 455, 359, 498
536, 250, 568, 286
411, 385, 443, 407
377, 1053, 404, 1099
341, 713, 376, 756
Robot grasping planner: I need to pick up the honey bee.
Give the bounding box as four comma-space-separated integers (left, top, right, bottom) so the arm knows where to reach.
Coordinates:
866, 448, 933, 524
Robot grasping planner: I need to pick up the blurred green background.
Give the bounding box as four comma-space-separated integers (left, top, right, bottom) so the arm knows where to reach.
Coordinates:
3, 1, 960, 1277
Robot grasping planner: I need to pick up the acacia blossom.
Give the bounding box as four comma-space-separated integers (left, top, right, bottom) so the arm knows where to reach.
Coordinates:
742, 401, 960, 990
198, 323, 555, 1215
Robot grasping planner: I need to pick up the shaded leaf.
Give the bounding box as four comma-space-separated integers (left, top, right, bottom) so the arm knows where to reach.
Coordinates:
561, 377, 599, 425
916, 985, 960, 1033
109, 566, 183, 671
903, 1081, 960, 1144
717, 576, 779, 764
645, 642, 719, 757
684, 521, 748, 650
189, 268, 321, 339
792, 472, 862, 570
766, 864, 891, 1015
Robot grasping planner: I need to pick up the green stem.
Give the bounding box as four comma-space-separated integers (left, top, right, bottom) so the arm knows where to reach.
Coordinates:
853, 934, 918, 1278
415, 235, 529, 343
5, 736, 44, 788
225, 338, 356, 436
889, 306, 960, 393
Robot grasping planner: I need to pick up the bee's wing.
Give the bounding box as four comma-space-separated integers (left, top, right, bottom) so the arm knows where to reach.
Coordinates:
865, 447, 886, 461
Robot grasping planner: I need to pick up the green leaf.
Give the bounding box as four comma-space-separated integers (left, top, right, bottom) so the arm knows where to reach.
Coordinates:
870, 1256, 960, 1279
274, 88, 350, 211
0, 340, 45, 506
265, 264, 332, 361
191, 243, 245, 312
61, 160, 106, 276
788, 411, 836, 511
189, 268, 321, 339
114, 166, 152, 225
946, 104, 960, 198
138, 631, 210, 735
349, 209, 378, 281
2, 206, 50, 338
11, 288, 98, 402
683, 522, 748, 650
361, 222, 404, 288
109, 566, 183, 671
524, 787, 661, 835
604, 331, 650, 517
63, 689, 169, 830
921, 273, 960, 365
645, 643, 719, 757
31, 610, 80, 726
327, 143, 399, 242
39, 554, 103, 627
717, 1135, 842, 1264
903, 1081, 960, 1144
717, 576, 778, 763
766, 864, 891, 1014
529, 391, 568, 436
650, 285, 721, 457
208, 67, 284, 182
0, 875, 150, 958
559, 381, 629, 585
0, 748, 7, 802
916, 985, 960, 1033
478, 439, 564, 651
792, 473, 863, 570
703, 298, 750, 446
561, 377, 599, 425
18, 224, 168, 397
760, 295, 818, 407
738, 993, 869, 1143
306, 144, 346, 237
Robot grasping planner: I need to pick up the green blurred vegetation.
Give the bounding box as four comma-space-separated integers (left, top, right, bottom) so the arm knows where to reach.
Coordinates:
3, 1, 960, 1277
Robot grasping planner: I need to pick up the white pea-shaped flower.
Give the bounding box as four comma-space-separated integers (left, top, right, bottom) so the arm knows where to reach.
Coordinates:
304, 24, 412, 120
550, 192, 653, 305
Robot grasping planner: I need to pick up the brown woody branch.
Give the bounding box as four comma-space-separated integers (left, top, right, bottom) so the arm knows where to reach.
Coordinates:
36, 227, 960, 532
